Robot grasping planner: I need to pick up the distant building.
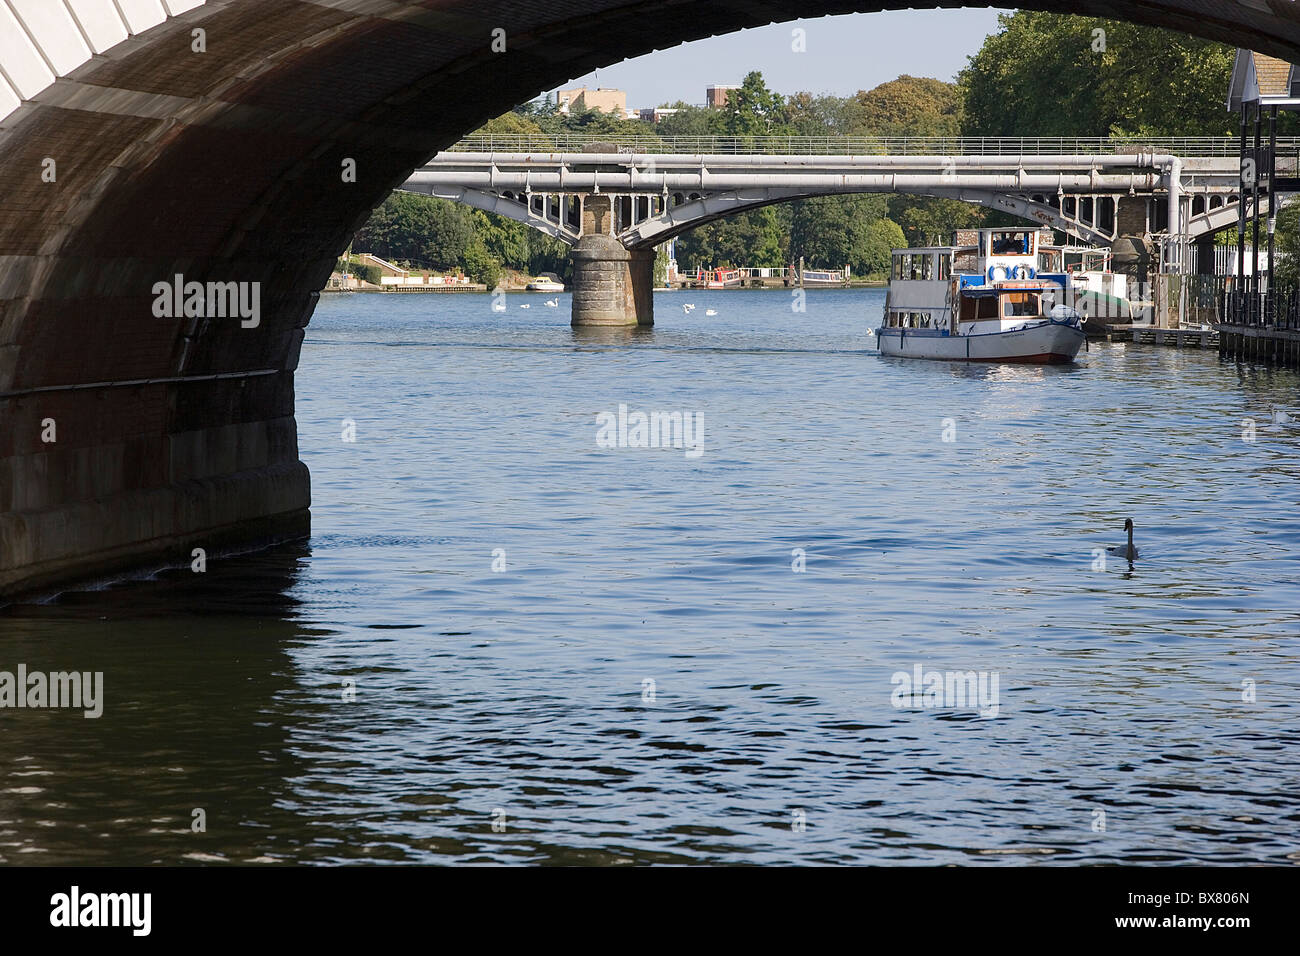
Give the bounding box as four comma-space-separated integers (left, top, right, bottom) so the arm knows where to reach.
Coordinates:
639, 107, 680, 123
557, 87, 628, 115
706, 85, 739, 109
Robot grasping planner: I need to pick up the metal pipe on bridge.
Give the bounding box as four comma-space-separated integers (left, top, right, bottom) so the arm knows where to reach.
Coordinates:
431, 151, 1191, 170
405, 170, 1166, 194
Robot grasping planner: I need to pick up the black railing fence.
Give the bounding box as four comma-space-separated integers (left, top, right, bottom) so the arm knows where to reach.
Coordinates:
1222, 284, 1300, 330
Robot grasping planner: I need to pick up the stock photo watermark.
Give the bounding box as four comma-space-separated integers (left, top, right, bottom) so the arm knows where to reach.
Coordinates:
596, 404, 704, 458
0, 666, 103, 718
891, 665, 1000, 719
152, 275, 261, 328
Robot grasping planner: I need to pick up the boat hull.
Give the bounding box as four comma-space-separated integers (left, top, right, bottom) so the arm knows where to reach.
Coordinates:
876, 322, 1085, 364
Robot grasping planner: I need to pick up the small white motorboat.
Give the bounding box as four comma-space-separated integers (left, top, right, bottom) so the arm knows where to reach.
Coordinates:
526, 274, 565, 293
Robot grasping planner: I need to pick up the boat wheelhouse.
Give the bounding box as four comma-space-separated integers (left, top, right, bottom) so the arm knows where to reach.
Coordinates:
877, 228, 1086, 364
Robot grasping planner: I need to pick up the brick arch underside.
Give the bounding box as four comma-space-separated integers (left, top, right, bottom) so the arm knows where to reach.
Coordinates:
1, 0, 1296, 595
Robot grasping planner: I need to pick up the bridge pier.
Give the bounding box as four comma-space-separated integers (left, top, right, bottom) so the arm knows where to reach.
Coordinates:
570, 235, 655, 328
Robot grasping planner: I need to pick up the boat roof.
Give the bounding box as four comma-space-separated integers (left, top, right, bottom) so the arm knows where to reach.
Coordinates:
961, 282, 1058, 297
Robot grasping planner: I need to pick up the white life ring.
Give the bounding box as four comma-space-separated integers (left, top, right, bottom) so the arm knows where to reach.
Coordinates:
988, 266, 1010, 283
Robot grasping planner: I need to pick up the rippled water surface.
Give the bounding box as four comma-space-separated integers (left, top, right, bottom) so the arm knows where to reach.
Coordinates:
3, 289, 1299, 865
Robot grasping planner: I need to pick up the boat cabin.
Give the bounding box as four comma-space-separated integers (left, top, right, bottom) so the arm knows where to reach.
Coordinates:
884, 232, 1075, 334
957, 282, 1063, 323
885, 246, 957, 329
891, 247, 954, 283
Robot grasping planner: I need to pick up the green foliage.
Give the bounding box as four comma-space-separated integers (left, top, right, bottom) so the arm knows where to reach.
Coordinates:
784, 92, 856, 136
959, 12, 1236, 137
354, 192, 473, 268
352, 192, 568, 287
1273, 200, 1300, 287
789, 195, 904, 275
862, 219, 908, 277
654, 103, 722, 138
674, 206, 789, 269
525, 104, 657, 143
847, 76, 962, 137
720, 71, 791, 137
654, 245, 670, 286
888, 196, 985, 247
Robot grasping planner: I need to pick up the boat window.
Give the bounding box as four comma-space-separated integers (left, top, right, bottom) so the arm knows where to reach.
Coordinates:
920, 256, 934, 280
939, 256, 951, 280
1003, 293, 1041, 317
992, 232, 1030, 256
977, 297, 999, 320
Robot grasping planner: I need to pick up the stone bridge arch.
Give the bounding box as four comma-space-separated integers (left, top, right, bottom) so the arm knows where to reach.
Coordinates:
1, 0, 1297, 595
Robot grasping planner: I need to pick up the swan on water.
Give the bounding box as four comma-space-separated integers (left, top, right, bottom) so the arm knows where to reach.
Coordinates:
705, 309, 718, 316
545, 298, 559, 307
1270, 404, 1294, 425
683, 304, 696, 313
1107, 518, 1140, 562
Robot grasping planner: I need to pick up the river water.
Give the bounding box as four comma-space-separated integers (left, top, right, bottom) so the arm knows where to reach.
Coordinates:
2, 288, 1298, 865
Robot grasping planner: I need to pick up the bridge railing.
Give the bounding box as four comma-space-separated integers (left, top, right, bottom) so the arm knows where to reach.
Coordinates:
444, 134, 1300, 157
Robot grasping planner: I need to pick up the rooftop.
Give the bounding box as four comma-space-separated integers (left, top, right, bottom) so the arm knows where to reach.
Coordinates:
1228, 49, 1300, 111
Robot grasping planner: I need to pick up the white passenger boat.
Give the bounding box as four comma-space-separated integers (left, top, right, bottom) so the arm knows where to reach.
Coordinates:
876, 228, 1086, 364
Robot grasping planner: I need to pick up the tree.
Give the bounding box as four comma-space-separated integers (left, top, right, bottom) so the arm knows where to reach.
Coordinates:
1273, 199, 1300, 287
784, 92, 855, 136
790, 195, 893, 273
654, 102, 722, 138
720, 71, 790, 137
847, 75, 962, 137
354, 192, 474, 268
475, 110, 552, 147
351, 191, 568, 285
674, 206, 789, 269
889, 195, 985, 247
862, 219, 907, 277
960, 12, 1236, 137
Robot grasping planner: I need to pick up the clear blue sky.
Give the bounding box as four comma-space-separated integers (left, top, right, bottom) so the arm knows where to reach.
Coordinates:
557, 9, 1012, 108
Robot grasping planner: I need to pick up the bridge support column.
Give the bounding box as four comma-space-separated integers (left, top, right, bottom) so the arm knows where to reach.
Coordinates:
570, 235, 655, 328
1116, 197, 1150, 237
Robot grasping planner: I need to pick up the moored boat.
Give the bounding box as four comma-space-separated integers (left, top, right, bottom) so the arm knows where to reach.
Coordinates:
876, 228, 1086, 364
1042, 244, 1151, 336
526, 274, 565, 292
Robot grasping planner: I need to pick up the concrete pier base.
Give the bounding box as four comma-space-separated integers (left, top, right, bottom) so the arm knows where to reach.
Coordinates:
570, 235, 655, 328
